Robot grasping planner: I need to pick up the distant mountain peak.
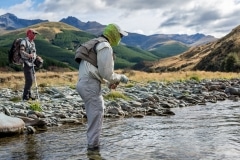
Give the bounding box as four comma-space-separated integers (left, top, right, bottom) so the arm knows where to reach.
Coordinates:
60, 16, 105, 34
2, 13, 17, 17
60, 16, 85, 28
0, 13, 48, 30
61, 16, 82, 22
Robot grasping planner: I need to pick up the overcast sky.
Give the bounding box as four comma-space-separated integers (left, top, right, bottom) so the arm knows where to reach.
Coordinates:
1, 0, 240, 38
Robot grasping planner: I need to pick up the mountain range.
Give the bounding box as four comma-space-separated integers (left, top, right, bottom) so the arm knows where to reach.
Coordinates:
141, 25, 240, 72
0, 13, 239, 72
0, 13, 217, 56
0, 13, 48, 30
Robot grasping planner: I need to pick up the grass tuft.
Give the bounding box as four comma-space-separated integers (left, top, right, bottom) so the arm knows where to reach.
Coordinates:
104, 91, 130, 101
0, 71, 239, 89
9, 96, 22, 102
29, 101, 43, 112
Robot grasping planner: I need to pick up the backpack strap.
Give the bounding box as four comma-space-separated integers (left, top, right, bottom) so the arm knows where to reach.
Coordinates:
22, 38, 30, 54
19, 38, 32, 61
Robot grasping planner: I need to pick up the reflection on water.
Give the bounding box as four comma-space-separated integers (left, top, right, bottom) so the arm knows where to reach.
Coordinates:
0, 100, 240, 160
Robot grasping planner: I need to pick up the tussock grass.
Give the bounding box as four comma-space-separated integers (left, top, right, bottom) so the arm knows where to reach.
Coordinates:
104, 91, 130, 101
0, 71, 78, 89
29, 101, 43, 112
118, 70, 240, 83
0, 70, 239, 89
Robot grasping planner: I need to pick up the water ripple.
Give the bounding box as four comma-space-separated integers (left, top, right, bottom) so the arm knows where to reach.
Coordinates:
0, 100, 240, 160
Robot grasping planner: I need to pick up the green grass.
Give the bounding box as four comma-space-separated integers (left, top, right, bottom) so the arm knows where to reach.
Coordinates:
9, 96, 22, 102
0, 22, 161, 71
29, 101, 43, 112
150, 42, 189, 58
104, 91, 130, 101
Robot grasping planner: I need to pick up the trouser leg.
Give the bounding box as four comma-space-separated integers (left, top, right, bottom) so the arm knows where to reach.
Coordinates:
77, 78, 104, 148
86, 96, 104, 147
23, 64, 34, 100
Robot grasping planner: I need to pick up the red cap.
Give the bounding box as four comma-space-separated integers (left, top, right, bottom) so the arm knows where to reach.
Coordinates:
26, 29, 40, 35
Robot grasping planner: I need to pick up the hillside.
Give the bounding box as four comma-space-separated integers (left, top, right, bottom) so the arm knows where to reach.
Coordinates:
0, 13, 218, 61
0, 22, 82, 71
0, 22, 158, 71
149, 40, 189, 58
59, 15, 217, 57
146, 25, 240, 72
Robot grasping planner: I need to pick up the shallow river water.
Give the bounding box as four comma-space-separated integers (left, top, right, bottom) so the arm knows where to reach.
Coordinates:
1, 100, 240, 160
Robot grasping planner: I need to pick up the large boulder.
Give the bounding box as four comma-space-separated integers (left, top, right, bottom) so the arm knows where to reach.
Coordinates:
0, 112, 25, 137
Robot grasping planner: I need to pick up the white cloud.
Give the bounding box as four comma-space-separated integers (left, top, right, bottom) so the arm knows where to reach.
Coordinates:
1, 0, 240, 38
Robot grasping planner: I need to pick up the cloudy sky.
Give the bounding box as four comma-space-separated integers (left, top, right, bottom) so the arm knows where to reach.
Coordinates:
1, 0, 240, 38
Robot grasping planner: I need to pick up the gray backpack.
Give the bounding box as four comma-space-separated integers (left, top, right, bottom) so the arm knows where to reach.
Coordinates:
8, 38, 25, 65
75, 37, 107, 67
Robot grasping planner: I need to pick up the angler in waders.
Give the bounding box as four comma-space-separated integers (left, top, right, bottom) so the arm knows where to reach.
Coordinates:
75, 24, 129, 152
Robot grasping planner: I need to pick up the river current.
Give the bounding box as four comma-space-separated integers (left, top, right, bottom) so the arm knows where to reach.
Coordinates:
0, 100, 240, 160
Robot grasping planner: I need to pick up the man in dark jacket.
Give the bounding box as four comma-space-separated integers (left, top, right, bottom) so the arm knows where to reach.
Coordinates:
20, 29, 40, 101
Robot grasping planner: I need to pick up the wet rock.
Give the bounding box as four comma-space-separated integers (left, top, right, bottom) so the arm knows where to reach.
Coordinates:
0, 112, 25, 136
160, 102, 172, 108
154, 109, 175, 116
0, 78, 240, 137
26, 126, 36, 134
17, 116, 47, 127
162, 109, 175, 115
55, 113, 67, 118
141, 101, 154, 108
107, 107, 125, 116
27, 110, 45, 118
121, 103, 133, 112
3, 107, 11, 116
225, 87, 240, 96
130, 101, 142, 107
58, 118, 80, 124
132, 114, 145, 118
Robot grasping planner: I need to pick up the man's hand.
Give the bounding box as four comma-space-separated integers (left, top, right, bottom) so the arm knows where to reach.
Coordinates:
28, 54, 34, 58
120, 75, 128, 84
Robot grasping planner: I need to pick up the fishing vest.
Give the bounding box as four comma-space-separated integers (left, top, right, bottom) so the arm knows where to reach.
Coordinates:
75, 37, 108, 67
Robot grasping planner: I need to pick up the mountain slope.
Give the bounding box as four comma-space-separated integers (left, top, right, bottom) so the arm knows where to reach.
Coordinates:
149, 40, 189, 58
194, 26, 240, 71
59, 15, 217, 57
147, 25, 240, 72
0, 22, 81, 71
0, 22, 158, 71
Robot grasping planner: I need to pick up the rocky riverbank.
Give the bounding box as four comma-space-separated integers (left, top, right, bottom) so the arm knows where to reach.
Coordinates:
1, 78, 240, 136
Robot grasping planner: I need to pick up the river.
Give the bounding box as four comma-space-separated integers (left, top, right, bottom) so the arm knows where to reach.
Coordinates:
0, 100, 240, 160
